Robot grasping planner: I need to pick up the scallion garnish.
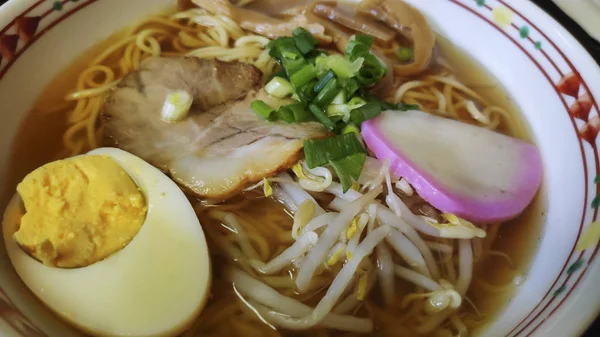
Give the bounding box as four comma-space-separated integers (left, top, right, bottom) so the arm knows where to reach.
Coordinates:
346, 40, 371, 62
315, 77, 340, 107
352, 34, 374, 47
331, 152, 367, 192
350, 102, 383, 124
251, 100, 276, 120
293, 27, 319, 55
315, 54, 365, 79
309, 104, 336, 131
161, 90, 193, 123
290, 102, 312, 122
342, 123, 361, 138
252, 31, 421, 189
396, 46, 414, 62
332, 90, 347, 105
327, 97, 366, 121
304, 134, 367, 192
265, 77, 294, 99
341, 78, 361, 97
290, 64, 317, 88
278, 105, 295, 123
314, 70, 336, 94
303, 133, 367, 168
279, 102, 311, 123
276, 37, 302, 60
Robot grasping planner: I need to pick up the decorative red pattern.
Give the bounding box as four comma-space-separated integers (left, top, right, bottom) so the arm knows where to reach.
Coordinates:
15, 16, 40, 43
449, 1, 600, 337
496, 1, 600, 336
579, 116, 600, 144
0, 34, 18, 62
0, 0, 44, 36
557, 73, 582, 98
0, 0, 99, 79
571, 93, 593, 121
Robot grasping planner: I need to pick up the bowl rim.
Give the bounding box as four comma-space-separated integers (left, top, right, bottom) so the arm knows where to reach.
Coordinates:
0, 0, 599, 336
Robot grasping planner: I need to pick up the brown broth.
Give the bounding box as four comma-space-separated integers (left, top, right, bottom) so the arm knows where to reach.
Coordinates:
1, 16, 544, 337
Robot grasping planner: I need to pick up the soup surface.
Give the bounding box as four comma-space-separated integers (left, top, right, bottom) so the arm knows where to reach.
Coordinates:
1, 1, 544, 336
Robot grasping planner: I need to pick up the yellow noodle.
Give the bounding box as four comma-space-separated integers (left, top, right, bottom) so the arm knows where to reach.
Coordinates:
179, 31, 205, 48
90, 35, 136, 66
172, 36, 190, 53
82, 65, 115, 87
403, 91, 439, 103
248, 231, 271, 261
393, 80, 431, 103
135, 29, 167, 55
425, 75, 488, 104
429, 87, 446, 112
65, 81, 118, 101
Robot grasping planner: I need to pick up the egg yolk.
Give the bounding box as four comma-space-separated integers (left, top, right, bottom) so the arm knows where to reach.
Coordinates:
14, 155, 147, 268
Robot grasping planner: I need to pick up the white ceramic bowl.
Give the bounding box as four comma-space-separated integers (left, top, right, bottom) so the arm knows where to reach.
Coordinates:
0, 0, 599, 336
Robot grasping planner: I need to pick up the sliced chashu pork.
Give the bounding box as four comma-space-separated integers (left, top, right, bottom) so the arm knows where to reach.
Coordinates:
103, 57, 329, 200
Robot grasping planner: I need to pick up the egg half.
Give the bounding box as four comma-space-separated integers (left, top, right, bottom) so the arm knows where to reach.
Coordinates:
2, 148, 211, 337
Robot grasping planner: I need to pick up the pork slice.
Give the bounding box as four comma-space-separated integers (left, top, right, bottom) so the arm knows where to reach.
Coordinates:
102, 57, 329, 200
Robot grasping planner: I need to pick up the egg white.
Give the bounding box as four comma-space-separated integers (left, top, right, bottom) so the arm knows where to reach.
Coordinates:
2, 148, 211, 337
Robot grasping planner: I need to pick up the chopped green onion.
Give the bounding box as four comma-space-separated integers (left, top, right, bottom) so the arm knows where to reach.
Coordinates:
314, 54, 329, 77
293, 78, 318, 103
370, 96, 419, 111
349, 101, 383, 124
251, 100, 276, 120
357, 65, 386, 87
265, 77, 294, 99
283, 57, 307, 77
290, 64, 317, 88
161, 90, 193, 123
315, 54, 364, 79
326, 104, 351, 121
351, 34, 374, 48
309, 104, 336, 131
396, 46, 414, 62
314, 70, 336, 93
271, 37, 307, 76
280, 103, 311, 122
290, 103, 312, 122
363, 53, 386, 69
342, 123, 361, 137
378, 100, 420, 111
341, 78, 361, 97
345, 40, 371, 62
267, 40, 280, 60
293, 27, 318, 55
303, 133, 366, 168
328, 55, 364, 79
342, 123, 364, 146
331, 152, 367, 192
278, 105, 295, 123
348, 96, 367, 106
327, 97, 366, 122
315, 77, 340, 107
276, 37, 302, 60
332, 90, 347, 105
398, 103, 420, 111
300, 79, 318, 102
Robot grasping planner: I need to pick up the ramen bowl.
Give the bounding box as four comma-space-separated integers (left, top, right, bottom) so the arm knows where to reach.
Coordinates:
0, 0, 599, 336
